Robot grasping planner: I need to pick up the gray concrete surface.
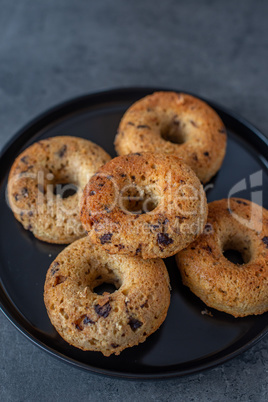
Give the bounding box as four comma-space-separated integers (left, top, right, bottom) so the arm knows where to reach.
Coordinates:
0, 0, 267, 401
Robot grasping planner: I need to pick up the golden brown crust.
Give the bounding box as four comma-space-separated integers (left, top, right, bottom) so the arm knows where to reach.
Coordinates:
7, 136, 111, 244
176, 198, 268, 317
115, 92, 227, 183
80, 152, 208, 259
44, 236, 170, 356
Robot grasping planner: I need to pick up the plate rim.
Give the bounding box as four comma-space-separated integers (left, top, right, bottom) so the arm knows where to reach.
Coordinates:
1, 302, 268, 380
1, 86, 268, 161
0, 87, 267, 380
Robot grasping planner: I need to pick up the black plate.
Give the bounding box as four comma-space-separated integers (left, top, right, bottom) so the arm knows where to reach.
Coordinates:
0, 88, 267, 379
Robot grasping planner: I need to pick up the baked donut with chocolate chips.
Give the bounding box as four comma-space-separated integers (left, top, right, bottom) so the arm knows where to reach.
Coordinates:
8, 136, 110, 244
114, 91, 227, 183
176, 198, 268, 317
44, 236, 170, 356
80, 152, 208, 259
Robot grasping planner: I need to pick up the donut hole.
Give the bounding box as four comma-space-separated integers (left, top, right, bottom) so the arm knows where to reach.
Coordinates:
44, 171, 80, 199
120, 185, 159, 214
94, 282, 117, 295
222, 235, 252, 265
92, 272, 122, 295
160, 121, 186, 144
223, 249, 245, 265
53, 182, 78, 199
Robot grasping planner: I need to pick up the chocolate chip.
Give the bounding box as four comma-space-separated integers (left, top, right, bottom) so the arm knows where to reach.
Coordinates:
235, 200, 248, 206
100, 233, 113, 244
128, 317, 143, 331
118, 244, 125, 250
94, 301, 111, 318
133, 153, 141, 156
135, 246, 142, 255
14, 193, 19, 201
203, 245, 212, 253
131, 175, 136, 180
176, 216, 187, 221
28, 211, 33, 217
38, 184, 45, 194
51, 262, 60, 275
75, 315, 95, 330
204, 152, 209, 156
58, 145, 67, 158
89, 190, 96, 196
96, 275, 102, 280
190, 120, 198, 127
219, 128, 226, 134
111, 343, 119, 348
137, 125, 150, 129
173, 117, 180, 125
27, 224, 32, 231
21, 156, 29, 163
157, 233, 174, 247
120, 173, 126, 177
21, 187, 28, 197
140, 300, 148, 308
83, 315, 95, 325
262, 237, 268, 248
20, 164, 34, 175
104, 206, 110, 212
127, 122, 135, 126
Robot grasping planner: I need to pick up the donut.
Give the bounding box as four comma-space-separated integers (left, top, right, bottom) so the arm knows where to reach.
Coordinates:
8, 136, 111, 244
176, 198, 268, 317
44, 236, 170, 356
114, 91, 227, 184
80, 152, 208, 259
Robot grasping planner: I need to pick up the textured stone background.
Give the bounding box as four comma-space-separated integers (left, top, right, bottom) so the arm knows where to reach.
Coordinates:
0, 1, 267, 401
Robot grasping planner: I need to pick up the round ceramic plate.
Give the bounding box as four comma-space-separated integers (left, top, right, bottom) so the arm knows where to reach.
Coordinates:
0, 88, 267, 379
